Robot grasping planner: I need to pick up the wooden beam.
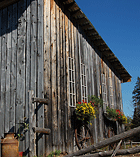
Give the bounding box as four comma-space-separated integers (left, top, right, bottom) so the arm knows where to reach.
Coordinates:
71, 9, 81, 17
85, 29, 97, 35
33, 127, 51, 135
93, 39, 105, 46
81, 146, 140, 157
91, 35, 102, 40
64, 1, 76, 10
81, 24, 92, 30
88, 33, 98, 37
77, 17, 88, 24
111, 140, 122, 157
104, 50, 113, 55
99, 47, 110, 51
32, 97, 48, 104
0, 0, 20, 10
64, 126, 140, 157
59, 0, 69, 3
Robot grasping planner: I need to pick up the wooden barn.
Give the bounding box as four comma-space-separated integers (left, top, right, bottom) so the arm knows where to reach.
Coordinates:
0, 0, 131, 156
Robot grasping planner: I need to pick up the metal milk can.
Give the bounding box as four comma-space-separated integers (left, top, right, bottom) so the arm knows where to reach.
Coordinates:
1, 133, 19, 157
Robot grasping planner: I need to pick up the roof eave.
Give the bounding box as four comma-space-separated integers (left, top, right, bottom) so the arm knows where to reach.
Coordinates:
61, 0, 132, 83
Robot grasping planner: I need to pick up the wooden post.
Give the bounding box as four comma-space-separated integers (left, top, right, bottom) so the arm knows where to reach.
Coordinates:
130, 140, 132, 148
32, 97, 48, 104
29, 90, 36, 157
124, 141, 126, 149
111, 140, 122, 157
33, 127, 51, 134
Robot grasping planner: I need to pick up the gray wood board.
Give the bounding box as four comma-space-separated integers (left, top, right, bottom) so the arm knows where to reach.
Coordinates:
37, 0, 45, 155
25, 0, 31, 156
44, 0, 52, 153
0, 9, 2, 157
16, 0, 26, 151
1, 8, 7, 137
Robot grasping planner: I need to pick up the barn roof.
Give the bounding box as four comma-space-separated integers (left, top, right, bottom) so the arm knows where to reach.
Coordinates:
0, 0, 131, 83
60, 0, 131, 83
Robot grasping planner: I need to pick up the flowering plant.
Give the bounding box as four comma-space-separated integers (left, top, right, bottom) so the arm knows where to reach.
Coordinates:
88, 95, 103, 114
76, 100, 96, 124
106, 107, 127, 124
88, 95, 103, 108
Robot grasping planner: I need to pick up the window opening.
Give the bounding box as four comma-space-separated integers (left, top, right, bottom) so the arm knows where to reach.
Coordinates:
69, 57, 76, 107
109, 77, 114, 108
81, 63, 87, 102
102, 73, 107, 111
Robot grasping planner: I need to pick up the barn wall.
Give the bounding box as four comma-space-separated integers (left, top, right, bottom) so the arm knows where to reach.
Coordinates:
43, 0, 123, 155
0, 0, 124, 156
0, 0, 44, 156
44, 0, 76, 154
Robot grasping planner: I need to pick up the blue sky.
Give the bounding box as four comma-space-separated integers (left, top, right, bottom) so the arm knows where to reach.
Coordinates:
75, 0, 140, 117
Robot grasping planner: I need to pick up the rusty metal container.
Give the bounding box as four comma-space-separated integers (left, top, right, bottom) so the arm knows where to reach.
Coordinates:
1, 133, 19, 157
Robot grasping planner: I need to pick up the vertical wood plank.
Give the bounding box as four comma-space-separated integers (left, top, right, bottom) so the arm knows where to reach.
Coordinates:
0, 13, 1, 150
44, 0, 52, 154
30, 0, 37, 92
10, 2, 17, 135
87, 43, 91, 97
56, 0, 61, 151
98, 53, 103, 141
29, 90, 36, 157
37, 0, 45, 155
1, 8, 7, 137
25, 0, 31, 156
65, 10, 69, 152
106, 64, 110, 108
70, 22, 76, 153
119, 79, 123, 111
74, 25, 80, 103
30, 0, 37, 154
91, 47, 94, 96
91, 48, 97, 142
78, 30, 82, 102
62, 7, 66, 152
113, 74, 117, 109
93, 52, 98, 143
73, 23, 77, 152
16, 0, 26, 151
112, 72, 116, 109
50, 0, 57, 151
59, 5, 64, 152
5, 6, 12, 133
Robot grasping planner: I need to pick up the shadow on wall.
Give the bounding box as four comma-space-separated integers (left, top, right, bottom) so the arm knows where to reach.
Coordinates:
0, 0, 34, 37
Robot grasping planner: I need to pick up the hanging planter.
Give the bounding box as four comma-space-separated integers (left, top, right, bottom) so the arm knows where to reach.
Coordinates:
105, 107, 127, 124
75, 100, 96, 125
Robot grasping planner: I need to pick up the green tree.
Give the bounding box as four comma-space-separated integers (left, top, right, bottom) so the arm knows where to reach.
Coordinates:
132, 76, 140, 107
131, 77, 140, 141
125, 116, 132, 131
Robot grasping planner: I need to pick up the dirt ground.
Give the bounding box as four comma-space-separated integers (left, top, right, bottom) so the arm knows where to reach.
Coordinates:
116, 154, 140, 156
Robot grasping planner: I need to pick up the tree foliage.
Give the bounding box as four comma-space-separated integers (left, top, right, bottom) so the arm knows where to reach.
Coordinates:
125, 116, 132, 131
131, 77, 140, 140
132, 77, 140, 107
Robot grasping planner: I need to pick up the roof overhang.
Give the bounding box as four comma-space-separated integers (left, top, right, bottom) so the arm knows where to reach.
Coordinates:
60, 0, 131, 83
0, 0, 132, 83
0, 0, 20, 10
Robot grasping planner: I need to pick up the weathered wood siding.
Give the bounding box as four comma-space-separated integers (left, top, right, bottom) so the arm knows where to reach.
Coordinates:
0, 0, 124, 156
44, 0, 76, 154
43, 0, 123, 155
0, 0, 44, 156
